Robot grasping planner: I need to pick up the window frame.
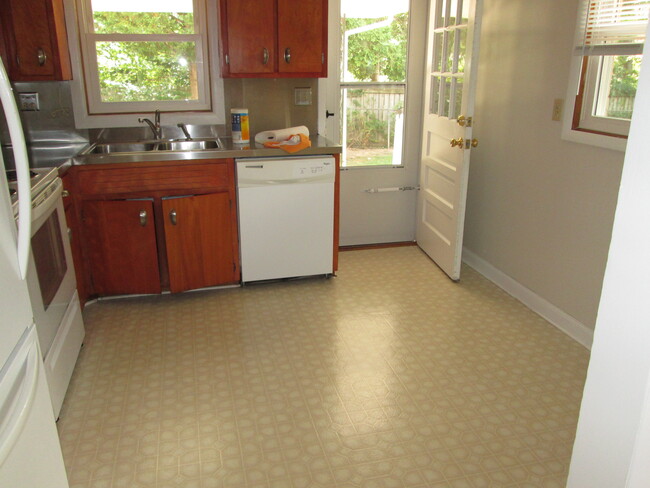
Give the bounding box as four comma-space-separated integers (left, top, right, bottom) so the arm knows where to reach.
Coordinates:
63, 0, 226, 128
572, 55, 632, 138
562, 0, 648, 151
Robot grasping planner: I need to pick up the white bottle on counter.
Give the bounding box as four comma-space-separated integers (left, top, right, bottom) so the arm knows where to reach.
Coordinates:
231, 108, 250, 144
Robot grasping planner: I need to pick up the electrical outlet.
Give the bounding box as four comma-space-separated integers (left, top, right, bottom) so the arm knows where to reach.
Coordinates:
18, 92, 40, 111
294, 87, 312, 106
552, 98, 564, 121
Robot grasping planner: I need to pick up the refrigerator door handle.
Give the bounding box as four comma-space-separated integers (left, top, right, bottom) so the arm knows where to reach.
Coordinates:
0, 60, 32, 279
0, 331, 40, 465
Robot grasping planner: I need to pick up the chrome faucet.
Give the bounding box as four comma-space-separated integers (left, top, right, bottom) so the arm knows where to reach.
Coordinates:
177, 123, 193, 141
138, 110, 161, 139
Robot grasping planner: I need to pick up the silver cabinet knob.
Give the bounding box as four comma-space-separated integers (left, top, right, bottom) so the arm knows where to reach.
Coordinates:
37, 48, 47, 66
139, 210, 147, 226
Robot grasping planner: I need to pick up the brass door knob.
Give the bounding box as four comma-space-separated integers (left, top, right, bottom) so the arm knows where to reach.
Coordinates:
456, 115, 472, 127
450, 138, 464, 148
470, 138, 479, 148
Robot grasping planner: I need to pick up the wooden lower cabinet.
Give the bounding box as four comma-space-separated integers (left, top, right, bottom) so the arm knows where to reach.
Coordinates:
69, 160, 240, 299
82, 199, 161, 296
163, 192, 238, 292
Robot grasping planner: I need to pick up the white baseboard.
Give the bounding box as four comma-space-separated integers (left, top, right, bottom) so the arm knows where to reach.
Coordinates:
462, 247, 593, 349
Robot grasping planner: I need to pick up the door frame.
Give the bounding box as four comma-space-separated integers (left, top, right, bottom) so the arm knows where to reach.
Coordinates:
318, 0, 428, 246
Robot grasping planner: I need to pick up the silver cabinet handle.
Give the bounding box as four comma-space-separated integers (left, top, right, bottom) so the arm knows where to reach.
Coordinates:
263, 47, 269, 65
284, 48, 291, 64
139, 210, 147, 226
62, 190, 70, 198
37, 48, 47, 66
169, 209, 177, 225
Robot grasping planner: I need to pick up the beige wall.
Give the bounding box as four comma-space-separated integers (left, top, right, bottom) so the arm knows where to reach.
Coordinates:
464, 0, 625, 328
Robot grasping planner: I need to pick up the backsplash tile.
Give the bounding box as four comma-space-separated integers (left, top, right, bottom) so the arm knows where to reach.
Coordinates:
223, 78, 318, 139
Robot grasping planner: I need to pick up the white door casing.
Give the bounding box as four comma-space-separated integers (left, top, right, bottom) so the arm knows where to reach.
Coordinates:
417, 0, 483, 280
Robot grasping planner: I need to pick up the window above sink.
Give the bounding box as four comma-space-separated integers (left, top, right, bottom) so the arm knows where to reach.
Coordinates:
63, 0, 226, 128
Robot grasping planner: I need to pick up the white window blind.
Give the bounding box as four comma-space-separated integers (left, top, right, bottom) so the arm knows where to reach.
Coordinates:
575, 0, 650, 55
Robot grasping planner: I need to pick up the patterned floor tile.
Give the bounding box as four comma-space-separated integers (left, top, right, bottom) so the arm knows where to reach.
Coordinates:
58, 247, 589, 487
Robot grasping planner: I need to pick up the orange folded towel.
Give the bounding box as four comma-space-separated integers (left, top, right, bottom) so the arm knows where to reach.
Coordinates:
263, 133, 311, 153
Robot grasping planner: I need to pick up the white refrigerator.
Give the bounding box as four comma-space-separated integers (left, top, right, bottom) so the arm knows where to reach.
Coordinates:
0, 59, 69, 487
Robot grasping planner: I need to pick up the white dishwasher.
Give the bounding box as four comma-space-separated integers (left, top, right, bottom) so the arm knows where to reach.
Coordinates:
236, 156, 335, 282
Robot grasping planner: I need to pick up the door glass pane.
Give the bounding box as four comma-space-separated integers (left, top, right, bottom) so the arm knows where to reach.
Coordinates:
95, 41, 199, 102
341, 1, 409, 83
431, 76, 441, 115
457, 28, 467, 73
446, 30, 456, 73
454, 78, 464, 118
340, 0, 410, 167
433, 32, 444, 72
436, 0, 447, 28
91, 0, 194, 34
342, 86, 405, 166
442, 77, 452, 118
449, 0, 459, 25
460, 0, 470, 24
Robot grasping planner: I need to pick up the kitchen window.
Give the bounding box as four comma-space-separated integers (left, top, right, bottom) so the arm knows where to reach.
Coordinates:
564, 0, 648, 147
72, 0, 211, 115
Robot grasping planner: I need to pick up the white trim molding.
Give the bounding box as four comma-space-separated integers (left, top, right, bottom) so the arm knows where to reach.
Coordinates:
462, 247, 594, 349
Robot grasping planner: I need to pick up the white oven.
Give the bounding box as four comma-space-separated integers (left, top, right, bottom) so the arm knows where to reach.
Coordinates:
10, 168, 84, 418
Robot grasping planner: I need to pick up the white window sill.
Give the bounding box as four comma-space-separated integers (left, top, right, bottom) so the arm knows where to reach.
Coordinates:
561, 123, 628, 152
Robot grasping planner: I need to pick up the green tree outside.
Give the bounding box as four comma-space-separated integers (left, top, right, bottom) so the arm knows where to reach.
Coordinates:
343, 13, 408, 82
93, 11, 197, 103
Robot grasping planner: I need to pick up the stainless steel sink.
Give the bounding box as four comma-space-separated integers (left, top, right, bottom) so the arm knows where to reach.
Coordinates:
89, 142, 157, 153
86, 138, 223, 154
157, 139, 222, 151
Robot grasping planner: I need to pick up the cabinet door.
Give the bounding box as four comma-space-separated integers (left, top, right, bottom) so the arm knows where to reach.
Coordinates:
277, 0, 326, 75
82, 200, 161, 296
222, 0, 276, 75
1, 0, 71, 80
163, 192, 239, 293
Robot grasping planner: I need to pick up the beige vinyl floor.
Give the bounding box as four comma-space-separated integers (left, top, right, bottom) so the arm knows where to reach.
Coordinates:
57, 246, 590, 488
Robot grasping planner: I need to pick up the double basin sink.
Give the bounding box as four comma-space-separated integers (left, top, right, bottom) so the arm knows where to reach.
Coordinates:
86, 138, 223, 154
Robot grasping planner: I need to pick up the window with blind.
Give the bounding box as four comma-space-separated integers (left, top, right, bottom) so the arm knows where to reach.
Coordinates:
571, 0, 649, 138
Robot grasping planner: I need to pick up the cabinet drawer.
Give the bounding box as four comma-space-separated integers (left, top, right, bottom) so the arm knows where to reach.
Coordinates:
77, 162, 230, 195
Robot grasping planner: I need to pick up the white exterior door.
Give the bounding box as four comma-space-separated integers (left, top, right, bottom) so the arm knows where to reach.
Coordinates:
417, 0, 483, 280
319, 0, 427, 246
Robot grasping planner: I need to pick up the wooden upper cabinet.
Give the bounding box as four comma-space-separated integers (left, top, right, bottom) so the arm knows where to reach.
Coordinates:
277, 0, 326, 75
220, 0, 327, 78
221, 0, 276, 76
0, 0, 72, 81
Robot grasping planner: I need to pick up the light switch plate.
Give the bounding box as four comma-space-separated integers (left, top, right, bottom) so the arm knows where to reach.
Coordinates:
294, 87, 312, 106
18, 92, 40, 111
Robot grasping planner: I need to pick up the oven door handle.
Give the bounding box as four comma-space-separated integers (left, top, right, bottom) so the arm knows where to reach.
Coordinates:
30, 179, 63, 232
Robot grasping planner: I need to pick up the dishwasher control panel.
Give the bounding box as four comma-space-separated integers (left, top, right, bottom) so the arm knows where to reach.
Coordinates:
294, 159, 333, 178
236, 156, 335, 187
